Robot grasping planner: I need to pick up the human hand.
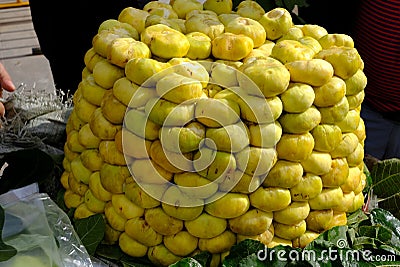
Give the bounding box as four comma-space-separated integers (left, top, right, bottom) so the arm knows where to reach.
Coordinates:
0, 63, 16, 118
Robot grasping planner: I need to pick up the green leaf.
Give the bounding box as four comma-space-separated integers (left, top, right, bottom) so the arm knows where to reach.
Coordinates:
0, 205, 17, 262
377, 194, 400, 219
236, 254, 267, 267
120, 254, 154, 267
191, 251, 212, 267
74, 214, 105, 255
371, 158, 400, 198
222, 239, 264, 267
363, 162, 373, 194
370, 208, 400, 239
95, 244, 124, 261
347, 209, 369, 228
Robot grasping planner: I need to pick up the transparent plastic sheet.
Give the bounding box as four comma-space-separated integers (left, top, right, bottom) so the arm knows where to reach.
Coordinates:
0, 183, 93, 267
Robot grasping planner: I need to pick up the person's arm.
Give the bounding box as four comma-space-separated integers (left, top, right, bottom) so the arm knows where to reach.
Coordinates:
0, 63, 16, 117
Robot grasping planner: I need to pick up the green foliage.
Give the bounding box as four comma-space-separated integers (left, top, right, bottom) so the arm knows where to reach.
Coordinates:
74, 214, 105, 255
370, 158, 400, 218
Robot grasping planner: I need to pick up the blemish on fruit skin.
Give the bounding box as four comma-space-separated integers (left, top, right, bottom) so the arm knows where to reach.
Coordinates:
267, 9, 284, 19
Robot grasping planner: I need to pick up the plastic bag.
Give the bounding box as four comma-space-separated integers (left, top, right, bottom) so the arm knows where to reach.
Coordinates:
0, 183, 93, 267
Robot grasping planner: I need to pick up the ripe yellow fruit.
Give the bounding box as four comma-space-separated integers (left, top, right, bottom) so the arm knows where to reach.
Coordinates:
313, 76, 346, 107
205, 193, 249, 219
300, 151, 332, 175
125, 217, 162, 247
263, 160, 303, 188
119, 232, 148, 257
64, 189, 84, 209
70, 156, 92, 184
92, 60, 125, 89
78, 124, 101, 149
185, 213, 227, 239
274, 220, 307, 240
185, 13, 225, 40
68, 172, 88, 196
130, 158, 173, 184
125, 57, 170, 87
315, 46, 363, 79
248, 121, 282, 148
292, 231, 320, 248
111, 194, 144, 219
306, 209, 334, 233
80, 74, 107, 106
308, 187, 344, 210
100, 163, 131, 194
161, 186, 204, 220
271, 39, 315, 63
174, 172, 219, 198
62, 2, 367, 262
290, 173, 323, 201
299, 24, 328, 40
280, 83, 315, 113
259, 8, 292, 40
81, 149, 103, 172
124, 179, 162, 208
88, 171, 113, 202
186, 32, 212, 60
229, 209, 273, 236
148, 244, 182, 266
89, 108, 122, 140
85, 189, 106, 213
74, 203, 96, 219
107, 37, 151, 68
195, 98, 240, 127
205, 123, 249, 153
276, 132, 315, 162
156, 73, 203, 104
198, 231, 236, 254
236, 0, 265, 20
164, 231, 199, 256
145, 207, 184, 235
203, 0, 232, 15
273, 201, 310, 225
285, 58, 334, 86
319, 33, 354, 49
239, 58, 290, 98
279, 106, 321, 134
118, 7, 150, 34
99, 140, 126, 165
212, 33, 254, 61
225, 17, 266, 48
141, 24, 190, 59
250, 187, 291, 212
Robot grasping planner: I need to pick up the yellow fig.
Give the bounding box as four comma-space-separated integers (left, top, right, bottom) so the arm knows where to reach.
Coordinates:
250, 187, 291, 212
212, 33, 254, 61
258, 8, 293, 40
141, 24, 190, 59
119, 232, 148, 257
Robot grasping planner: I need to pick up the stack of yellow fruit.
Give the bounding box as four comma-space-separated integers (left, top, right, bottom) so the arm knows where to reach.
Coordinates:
60, 0, 367, 265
